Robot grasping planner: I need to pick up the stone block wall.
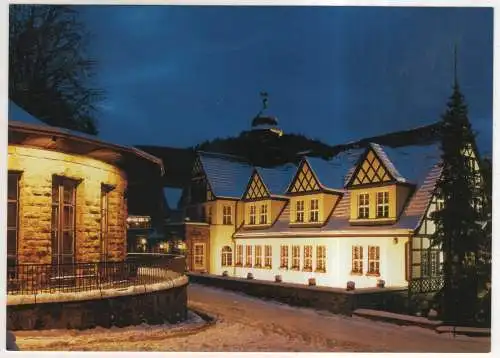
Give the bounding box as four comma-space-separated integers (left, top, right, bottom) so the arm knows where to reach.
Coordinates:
8, 145, 128, 264
7, 282, 188, 330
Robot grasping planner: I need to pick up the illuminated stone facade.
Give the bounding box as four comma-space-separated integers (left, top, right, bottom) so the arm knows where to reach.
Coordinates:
8, 145, 128, 264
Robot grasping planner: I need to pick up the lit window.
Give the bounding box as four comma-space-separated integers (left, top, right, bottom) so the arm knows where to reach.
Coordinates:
310, 199, 319, 222
376, 192, 389, 218
422, 249, 441, 277
260, 204, 268, 224
280, 245, 289, 269
221, 246, 232, 267
194, 243, 205, 269
100, 185, 113, 262
255, 245, 262, 267
264, 245, 272, 268
303, 245, 313, 271
7, 172, 20, 267
352, 246, 363, 274
316, 245, 326, 272
249, 205, 256, 225
223, 205, 232, 225
245, 245, 253, 267
235, 245, 243, 266
52, 177, 78, 278
367, 246, 380, 275
296, 200, 305, 223
292, 245, 300, 270
358, 193, 369, 219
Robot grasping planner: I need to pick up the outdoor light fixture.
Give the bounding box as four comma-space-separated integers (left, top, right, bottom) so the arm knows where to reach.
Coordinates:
393, 237, 398, 244
140, 238, 147, 245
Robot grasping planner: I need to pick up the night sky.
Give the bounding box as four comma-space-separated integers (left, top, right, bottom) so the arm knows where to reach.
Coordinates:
79, 6, 493, 155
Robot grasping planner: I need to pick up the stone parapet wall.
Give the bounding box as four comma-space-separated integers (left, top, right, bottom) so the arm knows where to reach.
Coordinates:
189, 273, 409, 315
8, 145, 127, 264
7, 276, 188, 330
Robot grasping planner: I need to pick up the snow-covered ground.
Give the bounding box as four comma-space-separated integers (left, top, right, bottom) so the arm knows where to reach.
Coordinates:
13, 283, 490, 352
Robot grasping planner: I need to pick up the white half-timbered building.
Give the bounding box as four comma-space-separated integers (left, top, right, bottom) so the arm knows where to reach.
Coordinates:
180, 141, 483, 292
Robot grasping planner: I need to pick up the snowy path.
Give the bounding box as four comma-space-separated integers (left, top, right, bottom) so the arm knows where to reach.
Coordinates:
186, 283, 490, 352
13, 283, 490, 352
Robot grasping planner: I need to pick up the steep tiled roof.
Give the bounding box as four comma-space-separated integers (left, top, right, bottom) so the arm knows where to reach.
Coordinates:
235, 142, 442, 237
198, 151, 254, 199
256, 164, 297, 196
307, 148, 365, 190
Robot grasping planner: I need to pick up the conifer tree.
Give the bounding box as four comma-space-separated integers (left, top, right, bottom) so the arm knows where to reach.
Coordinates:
431, 80, 484, 324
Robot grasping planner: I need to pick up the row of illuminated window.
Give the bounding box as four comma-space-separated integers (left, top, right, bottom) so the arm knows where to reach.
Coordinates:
7, 172, 114, 265
357, 191, 389, 219
351, 245, 381, 276
229, 244, 327, 272
126, 216, 151, 229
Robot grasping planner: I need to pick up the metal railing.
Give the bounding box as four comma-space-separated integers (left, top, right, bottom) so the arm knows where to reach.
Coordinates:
7, 254, 186, 296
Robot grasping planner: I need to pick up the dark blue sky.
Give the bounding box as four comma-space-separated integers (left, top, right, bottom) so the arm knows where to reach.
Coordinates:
80, 6, 493, 155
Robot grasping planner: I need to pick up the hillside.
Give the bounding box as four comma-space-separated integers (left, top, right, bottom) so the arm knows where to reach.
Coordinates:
136, 122, 443, 188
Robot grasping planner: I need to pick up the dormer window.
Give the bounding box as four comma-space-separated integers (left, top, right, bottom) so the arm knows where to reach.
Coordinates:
358, 193, 369, 219
310, 199, 319, 222
249, 205, 256, 225
296, 200, 305, 223
260, 204, 268, 224
376, 192, 389, 218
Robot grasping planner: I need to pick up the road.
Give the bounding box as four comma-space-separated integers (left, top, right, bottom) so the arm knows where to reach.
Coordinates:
13, 283, 491, 352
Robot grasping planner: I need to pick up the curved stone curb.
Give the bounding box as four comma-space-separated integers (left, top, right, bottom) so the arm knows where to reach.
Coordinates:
353, 309, 490, 337
7, 274, 189, 305
435, 326, 491, 337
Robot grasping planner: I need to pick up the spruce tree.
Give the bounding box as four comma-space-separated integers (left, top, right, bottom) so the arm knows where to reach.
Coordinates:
431, 81, 484, 325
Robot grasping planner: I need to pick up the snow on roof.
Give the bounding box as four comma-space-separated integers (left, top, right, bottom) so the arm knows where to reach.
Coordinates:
198, 151, 254, 199
163, 187, 183, 210
306, 148, 365, 190
256, 163, 297, 196
8, 100, 46, 125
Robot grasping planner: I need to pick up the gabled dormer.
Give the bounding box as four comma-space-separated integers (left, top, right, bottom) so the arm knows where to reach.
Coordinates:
189, 156, 215, 204
286, 158, 343, 226
242, 165, 295, 227
345, 143, 414, 224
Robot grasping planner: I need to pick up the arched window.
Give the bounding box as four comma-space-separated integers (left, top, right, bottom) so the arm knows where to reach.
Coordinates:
221, 246, 233, 267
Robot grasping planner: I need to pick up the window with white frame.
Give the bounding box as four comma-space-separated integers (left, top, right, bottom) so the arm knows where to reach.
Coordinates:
376, 192, 389, 218
280, 245, 289, 269
352, 246, 363, 274
249, 205, 256, 225
264, 245, 272, 268
245, 245, 253, 267
316, 245, 326, 272
292, 245, 300, 270
358, 193, 369, 219
223, 205, 232, 225
260, 204, 268, 224
236, 245, 243, 266
367, 246, 380, 275
255, 245, 262, 267
310, 199, 319, 222
303, 245, 313, 271
221, 246, 232, 267
296, 200, 305, 222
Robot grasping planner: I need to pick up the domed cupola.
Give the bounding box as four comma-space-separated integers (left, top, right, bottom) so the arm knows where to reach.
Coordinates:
250, 92, 283, 137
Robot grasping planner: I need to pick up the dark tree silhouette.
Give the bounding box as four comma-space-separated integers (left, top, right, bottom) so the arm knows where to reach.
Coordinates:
9, 4, 103, 134
431, 82, 485, 325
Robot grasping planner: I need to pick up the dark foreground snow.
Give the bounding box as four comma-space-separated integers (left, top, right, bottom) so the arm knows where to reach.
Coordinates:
13, 283, 490, 352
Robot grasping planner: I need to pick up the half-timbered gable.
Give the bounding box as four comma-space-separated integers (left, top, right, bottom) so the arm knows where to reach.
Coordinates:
243, 164, 296, 227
